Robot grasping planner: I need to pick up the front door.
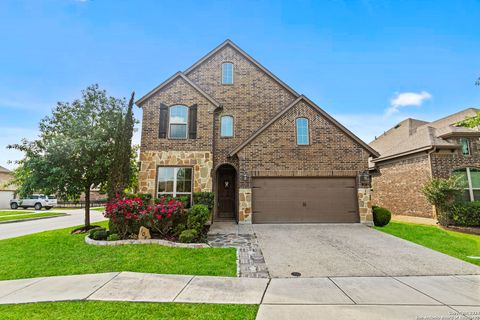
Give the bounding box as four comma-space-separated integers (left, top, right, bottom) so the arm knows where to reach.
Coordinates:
217, 166, 236, 219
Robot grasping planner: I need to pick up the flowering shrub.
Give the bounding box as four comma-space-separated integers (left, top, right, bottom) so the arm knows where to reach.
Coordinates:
140, 197, 184, 237
104, 195, 145, 239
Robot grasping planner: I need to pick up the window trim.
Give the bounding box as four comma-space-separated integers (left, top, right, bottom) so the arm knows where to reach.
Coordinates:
220, 115, 234, 138
156, 166, 193, 202
454, 167, 480, 201
295, 117, 310, 145
221, 62, 234, 85
459, 138, 471, 156
168, 105, 189, 140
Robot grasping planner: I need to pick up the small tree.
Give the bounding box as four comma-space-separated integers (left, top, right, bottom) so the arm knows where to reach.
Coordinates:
421, 176, 464, 225
106, 92, 136, 199
455, 77, 480, 127
8, 85, 132, 230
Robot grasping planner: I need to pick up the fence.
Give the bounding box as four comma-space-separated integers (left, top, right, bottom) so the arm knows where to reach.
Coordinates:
56, 199, 107, 209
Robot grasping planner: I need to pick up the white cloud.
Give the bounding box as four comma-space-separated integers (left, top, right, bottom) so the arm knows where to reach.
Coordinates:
385, 91, 432, 116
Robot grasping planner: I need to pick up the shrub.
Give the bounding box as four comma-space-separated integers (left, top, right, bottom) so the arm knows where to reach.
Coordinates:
179, 229, 198, 243
139, 198, 185, 237
92, 229, 108, 240
126, 193, 152, 204
104, 195, 144, 239
372, 206, 391, 227
193, 192, 214, 210
422, 176, 464, 226
154, 195, 191, 208
187, 204, 210, 233
107, 233, 120, 241
449, 201, 480, 227
89, 227, 105, 237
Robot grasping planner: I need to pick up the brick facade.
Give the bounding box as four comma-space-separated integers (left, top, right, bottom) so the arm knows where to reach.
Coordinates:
430, 152, 480, 178
372, 154, 434, 218
138, 41, 375, 223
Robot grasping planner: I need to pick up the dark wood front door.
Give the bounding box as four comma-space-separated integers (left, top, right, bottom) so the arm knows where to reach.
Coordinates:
217, 166, 236, 219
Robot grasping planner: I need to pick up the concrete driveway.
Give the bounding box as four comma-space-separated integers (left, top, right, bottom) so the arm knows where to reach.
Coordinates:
253, 224, 480, 277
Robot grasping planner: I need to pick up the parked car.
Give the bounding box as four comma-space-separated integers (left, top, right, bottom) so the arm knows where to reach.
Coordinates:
10, 194, 57, 210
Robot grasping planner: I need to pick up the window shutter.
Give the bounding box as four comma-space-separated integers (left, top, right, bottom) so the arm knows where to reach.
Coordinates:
189, 104, 198, 139
159, 103, 168, 138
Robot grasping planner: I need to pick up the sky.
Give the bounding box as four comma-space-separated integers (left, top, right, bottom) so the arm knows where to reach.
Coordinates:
0, 0, 479, 170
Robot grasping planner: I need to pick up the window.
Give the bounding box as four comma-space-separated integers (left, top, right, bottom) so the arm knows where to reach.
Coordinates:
169, 105, 188, 139
220, 116, 234, 137
157, 167, 192, 203
222, 63, 233, 84
296, 118, 309, 145
453, 168, 480, 201
459, 138, 470, 155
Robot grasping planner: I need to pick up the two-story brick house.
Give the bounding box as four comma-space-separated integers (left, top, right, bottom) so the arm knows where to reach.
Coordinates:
369, 108, 480, 218
137, 40, 378, 224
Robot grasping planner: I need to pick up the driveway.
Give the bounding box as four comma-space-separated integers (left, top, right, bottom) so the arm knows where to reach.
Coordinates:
253, 224, 480, 277
0, 208, 107, 240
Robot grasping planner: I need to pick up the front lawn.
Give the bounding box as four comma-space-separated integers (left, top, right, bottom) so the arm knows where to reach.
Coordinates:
0, 212, 65, 222
0, 221, 236, 280
0, 301, 258, 320
0, 210, 36, 216
375, 221, 480, 266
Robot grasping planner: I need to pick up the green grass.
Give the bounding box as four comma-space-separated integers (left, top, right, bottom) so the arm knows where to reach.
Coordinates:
0, 301, 258, 320
0, 210, 36, 216
90, 207, 105, 211
0, 221, 236, 280
375, 221, 480, 266
0, 212, 65, 222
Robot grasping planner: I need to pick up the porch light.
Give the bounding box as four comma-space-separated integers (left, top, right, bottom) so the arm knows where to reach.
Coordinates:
359, 171, 371, 188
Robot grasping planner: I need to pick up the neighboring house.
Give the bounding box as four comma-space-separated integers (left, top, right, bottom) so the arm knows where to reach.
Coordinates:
369, 108, 480, 218
0, 166, 15, 209
137, 40, 378, 224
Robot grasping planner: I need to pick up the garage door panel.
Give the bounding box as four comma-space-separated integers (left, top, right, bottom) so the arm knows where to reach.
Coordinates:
252, 177, 359, 224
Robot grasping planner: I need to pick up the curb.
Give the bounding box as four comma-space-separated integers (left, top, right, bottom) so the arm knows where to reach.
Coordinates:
84, 235, 211, 248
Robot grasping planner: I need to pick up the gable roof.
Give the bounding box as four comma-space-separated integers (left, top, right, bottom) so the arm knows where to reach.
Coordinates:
228, 95, 379, 157
370, 107, 480, 163
135, 72, 221, 107
0, 165, 11, 173
184, 39, 300, 98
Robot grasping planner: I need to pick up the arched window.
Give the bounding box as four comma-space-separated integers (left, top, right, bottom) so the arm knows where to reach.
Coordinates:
221, 116, 234, 137
453, 168, 480, 201
222, 63, 233, 84
296, 118, 309, 145
169, 105, 188, 139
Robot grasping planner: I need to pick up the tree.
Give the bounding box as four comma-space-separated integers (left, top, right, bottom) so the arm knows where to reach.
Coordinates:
106, 92, 136, 199
8, 85, 132, 230
454, 77, 480, 128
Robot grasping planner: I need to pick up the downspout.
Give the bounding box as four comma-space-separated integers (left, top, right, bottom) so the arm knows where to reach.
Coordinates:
427, 146, 437, 218
211, 105, 223, 224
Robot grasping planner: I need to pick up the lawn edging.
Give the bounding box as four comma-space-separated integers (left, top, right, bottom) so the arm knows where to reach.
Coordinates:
85, 235, 211, 248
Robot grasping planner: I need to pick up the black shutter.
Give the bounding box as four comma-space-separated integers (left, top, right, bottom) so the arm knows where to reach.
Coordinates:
189, 104, 198, 139
159, 103, 168, 139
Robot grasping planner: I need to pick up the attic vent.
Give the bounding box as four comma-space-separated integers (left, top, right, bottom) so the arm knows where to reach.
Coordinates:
394, 124, 401, 129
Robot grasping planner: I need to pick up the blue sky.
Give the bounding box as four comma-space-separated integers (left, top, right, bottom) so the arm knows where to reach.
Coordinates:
0, 0, 479, 169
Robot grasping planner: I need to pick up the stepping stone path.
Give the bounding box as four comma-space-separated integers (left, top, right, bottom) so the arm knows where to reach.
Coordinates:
208, 230, 269, 278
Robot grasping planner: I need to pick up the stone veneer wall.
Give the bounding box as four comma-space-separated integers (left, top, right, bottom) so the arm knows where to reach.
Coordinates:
139, 151, 213, 196
358, 188, 373, 225
238, 188, 252, 224
372, 154, 434, 218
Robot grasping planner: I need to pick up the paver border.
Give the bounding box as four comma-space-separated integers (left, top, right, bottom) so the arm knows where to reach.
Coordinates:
84, 235, 211, 248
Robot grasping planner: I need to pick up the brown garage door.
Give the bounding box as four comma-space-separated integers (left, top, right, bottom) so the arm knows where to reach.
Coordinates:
252, 177, 359, 223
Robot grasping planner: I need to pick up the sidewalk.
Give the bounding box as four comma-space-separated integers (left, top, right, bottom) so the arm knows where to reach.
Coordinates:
0, 272, 479, 319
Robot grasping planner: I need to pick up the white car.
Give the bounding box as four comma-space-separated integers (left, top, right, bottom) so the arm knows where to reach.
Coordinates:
10, 194, 57, 210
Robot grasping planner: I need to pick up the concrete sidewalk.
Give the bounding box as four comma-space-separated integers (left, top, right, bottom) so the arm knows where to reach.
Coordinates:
0, 272, 479, 319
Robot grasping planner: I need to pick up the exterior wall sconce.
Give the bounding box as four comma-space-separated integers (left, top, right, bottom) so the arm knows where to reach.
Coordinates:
359, 171, 371, 188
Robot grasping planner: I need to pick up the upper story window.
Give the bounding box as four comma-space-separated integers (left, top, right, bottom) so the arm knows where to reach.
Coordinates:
453, 168, 480, 201
296, 118, 309, 145
220, 116, 234, 137
169, 105, 188, 139
222, 63, 233, 84
459, 138, 471, 155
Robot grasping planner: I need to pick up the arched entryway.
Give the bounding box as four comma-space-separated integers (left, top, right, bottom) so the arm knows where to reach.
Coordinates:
215, 164, 237, 221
